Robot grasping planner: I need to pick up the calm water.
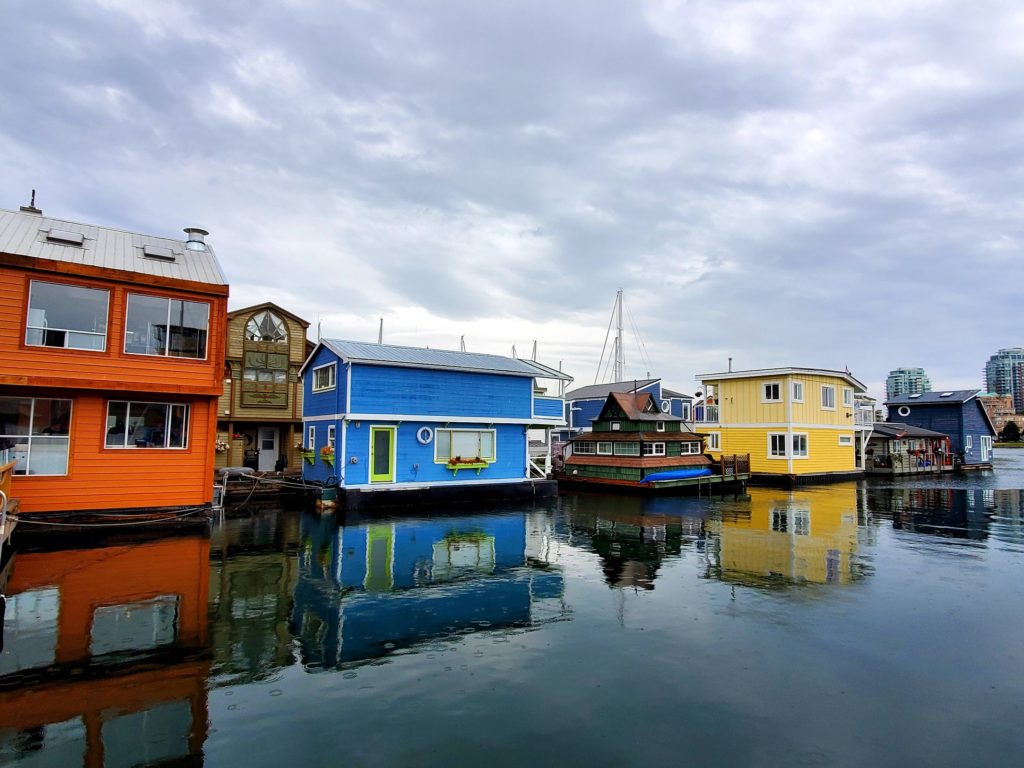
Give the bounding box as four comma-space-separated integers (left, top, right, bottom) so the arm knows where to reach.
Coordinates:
2, 455, 1024, 767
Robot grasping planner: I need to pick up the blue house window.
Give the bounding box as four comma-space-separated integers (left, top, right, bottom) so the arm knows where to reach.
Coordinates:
435, 429, 495, 463
312, 363, 336, 392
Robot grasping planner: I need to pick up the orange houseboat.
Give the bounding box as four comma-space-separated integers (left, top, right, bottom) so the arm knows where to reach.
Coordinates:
0, 203, 228, 516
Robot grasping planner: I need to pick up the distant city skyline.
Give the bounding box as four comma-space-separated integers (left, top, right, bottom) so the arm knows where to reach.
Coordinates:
885, 367, 932, 401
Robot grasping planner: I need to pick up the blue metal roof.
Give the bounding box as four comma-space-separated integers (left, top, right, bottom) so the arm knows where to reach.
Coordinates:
301, 338, 572, 380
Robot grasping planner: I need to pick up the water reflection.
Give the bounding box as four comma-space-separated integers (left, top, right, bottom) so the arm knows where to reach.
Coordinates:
291, 509, 567, 668
0, 535, 210, 767
704, 486, 864, 587
561, 493, 706, 589
208, 511, 301, 685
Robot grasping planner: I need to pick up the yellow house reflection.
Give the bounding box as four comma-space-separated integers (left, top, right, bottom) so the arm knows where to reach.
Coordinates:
705, 485, 862, 586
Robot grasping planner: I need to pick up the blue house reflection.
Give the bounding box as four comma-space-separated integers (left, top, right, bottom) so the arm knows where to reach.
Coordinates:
291, 510, 566, 667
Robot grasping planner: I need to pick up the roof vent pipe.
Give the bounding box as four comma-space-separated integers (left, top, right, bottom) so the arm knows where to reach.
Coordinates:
183, 227, 209, 251
20, 189, 42, 215
728, 357, 732, 373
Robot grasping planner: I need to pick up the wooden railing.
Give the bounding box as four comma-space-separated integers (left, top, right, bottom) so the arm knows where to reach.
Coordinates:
716, 454, 750, 477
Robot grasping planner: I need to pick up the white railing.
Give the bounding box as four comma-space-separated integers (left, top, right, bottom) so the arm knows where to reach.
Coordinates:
855, 408, 874, 426
693, 405, 719, 423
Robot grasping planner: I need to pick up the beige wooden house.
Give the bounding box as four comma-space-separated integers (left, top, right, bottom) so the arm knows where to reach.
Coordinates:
215, 303, 312, 472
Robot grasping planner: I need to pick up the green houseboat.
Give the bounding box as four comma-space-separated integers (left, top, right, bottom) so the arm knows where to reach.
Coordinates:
556, 391, 749, 493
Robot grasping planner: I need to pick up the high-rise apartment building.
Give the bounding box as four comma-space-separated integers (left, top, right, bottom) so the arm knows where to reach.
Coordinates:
885, 367, 932, 400
983, 348, 1024, 411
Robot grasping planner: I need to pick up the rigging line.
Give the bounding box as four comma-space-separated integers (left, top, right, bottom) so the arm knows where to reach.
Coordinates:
594, 294, 618, 384
625, 303, 653, 375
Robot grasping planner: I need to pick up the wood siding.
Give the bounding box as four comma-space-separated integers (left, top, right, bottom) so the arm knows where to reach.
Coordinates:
0, 265, 226, 396
707, 426, 856, 475
11, 392, 216, 513
709, 374, 856, 428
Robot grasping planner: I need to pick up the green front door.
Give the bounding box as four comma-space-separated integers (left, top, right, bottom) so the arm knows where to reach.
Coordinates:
369, 427, 396, 483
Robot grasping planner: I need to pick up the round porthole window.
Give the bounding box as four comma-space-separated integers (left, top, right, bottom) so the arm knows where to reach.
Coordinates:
416, 426, 434, 445
897, 406, 911, 417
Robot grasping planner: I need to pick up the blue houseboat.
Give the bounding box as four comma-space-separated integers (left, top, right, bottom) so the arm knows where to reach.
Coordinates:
554, 378, 693, 442
886, 390, 997, 469
298, 339, 572, 508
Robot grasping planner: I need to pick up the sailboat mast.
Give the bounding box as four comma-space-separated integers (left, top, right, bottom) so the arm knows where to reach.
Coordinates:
614, 288, 624, 382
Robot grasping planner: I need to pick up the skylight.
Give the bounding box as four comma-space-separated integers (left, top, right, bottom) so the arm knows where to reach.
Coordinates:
142, 244, 176, 261
909, 394, 921, 398
940, 392, 953, 397
46, 229, 84, 246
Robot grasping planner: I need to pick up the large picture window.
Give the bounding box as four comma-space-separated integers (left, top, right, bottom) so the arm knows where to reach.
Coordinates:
26, 281, 109, 351
0, 397, 72, 475
612, 442, 640, 456
124, 294, 209, 358
105, 401, 189, 449
434, 429, 496, 463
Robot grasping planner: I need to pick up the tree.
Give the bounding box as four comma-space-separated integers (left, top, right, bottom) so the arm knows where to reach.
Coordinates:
1000, 420, 1020, 442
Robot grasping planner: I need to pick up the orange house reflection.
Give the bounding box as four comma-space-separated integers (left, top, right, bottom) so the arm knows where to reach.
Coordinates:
705, 486, 863, 586
0, 535, 210, 766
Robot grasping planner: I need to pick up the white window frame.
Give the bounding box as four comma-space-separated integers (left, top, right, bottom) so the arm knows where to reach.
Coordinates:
768, 432, 787, 458
821, 385, 836, 410
25, 280, 110, 352
762, 381, 782, 403
680, 403, 691, 421
656, 421, 666, 432
327, 424, 336, 449
610, 422, 621, 431
573, 441, 595, 455
104, 400, 190, 450
312, 363, 337, 393
307, 425, 315, 450
642, 442, 666, 456
0, 397, 73, 476
842, 388, 853, 407
707, 432, 721, 451
434, 428, 497, 463
791, 432, 809, 458
965, 435, 973, 450
838, 434, 853, 446
596, 442, 613, 455
680, 442, 702, 455
791, 381, 804, 403
612, 442, 640, 456
123, 293, 210, 360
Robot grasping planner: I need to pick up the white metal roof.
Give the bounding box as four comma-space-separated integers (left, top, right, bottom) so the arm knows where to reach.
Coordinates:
696, 367, 867, 392
300, 338, 573, 381
0, 207, 227, 286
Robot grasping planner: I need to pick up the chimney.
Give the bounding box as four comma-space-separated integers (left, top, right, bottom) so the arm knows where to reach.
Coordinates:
183, 227, 209, 251
20, 189, 42, 215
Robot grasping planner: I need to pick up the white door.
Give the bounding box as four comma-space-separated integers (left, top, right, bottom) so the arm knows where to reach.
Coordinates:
257, 427, 278, 471
981, 436, 992, 462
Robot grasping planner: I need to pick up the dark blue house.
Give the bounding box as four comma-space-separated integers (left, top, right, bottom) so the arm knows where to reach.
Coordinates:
554, 378, 693, 442
886, 390, 997, 468
298, 339, 571, 506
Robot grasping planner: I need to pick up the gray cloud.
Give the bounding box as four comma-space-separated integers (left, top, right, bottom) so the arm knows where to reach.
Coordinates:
2, 0, 1021, 395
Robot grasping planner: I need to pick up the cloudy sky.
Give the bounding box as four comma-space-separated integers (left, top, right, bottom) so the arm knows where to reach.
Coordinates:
3, 0, 1021, 398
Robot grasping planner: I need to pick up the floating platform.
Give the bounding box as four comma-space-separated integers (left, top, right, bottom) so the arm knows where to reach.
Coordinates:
306, 479, 559, 514
557, 472, 748, 495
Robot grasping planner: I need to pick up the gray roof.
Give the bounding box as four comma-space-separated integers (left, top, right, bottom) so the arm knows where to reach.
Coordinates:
873, 423, 949, 439
303, 338, 573, 380
661, 387, 693, 400
0, 207, 227, 286
886, 390, 979, 405
564, 378, 659, 401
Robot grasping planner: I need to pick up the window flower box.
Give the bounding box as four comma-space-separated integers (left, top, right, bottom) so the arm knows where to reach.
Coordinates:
302, 450, 316, 465
320, 445, 335, 468
445, 456, 488, 476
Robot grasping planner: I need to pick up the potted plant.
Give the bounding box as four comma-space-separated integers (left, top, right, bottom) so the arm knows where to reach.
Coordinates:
320, 444, 335, 467
445, 455, 488, 475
